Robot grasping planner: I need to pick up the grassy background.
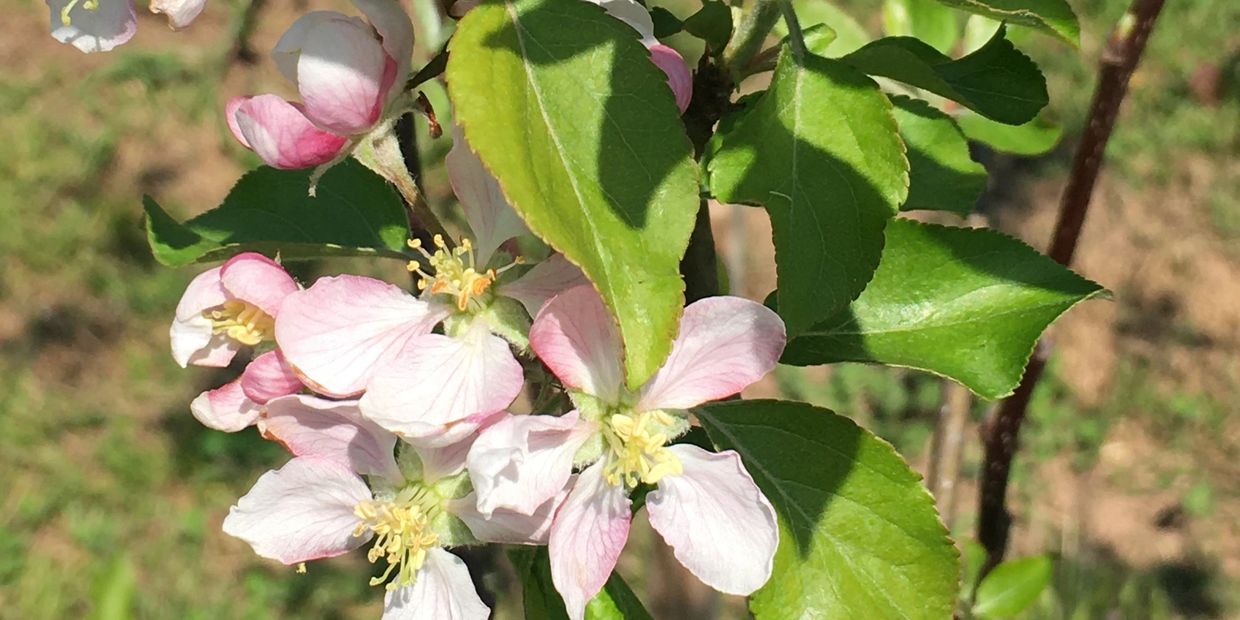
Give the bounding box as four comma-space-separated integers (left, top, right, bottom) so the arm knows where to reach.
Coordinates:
0, 0, 1237, 617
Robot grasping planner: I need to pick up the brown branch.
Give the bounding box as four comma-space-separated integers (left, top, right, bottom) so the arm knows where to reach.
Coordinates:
927, 380, 972, 527
975, 0, 1166, 577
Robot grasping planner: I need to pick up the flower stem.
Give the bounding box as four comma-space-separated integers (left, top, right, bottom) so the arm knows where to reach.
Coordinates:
777, 0, 807, 60
358, 121, 454, 247
721, 0, 782, 77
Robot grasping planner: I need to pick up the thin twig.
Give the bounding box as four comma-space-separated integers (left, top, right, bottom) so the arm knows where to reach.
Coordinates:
927, 380, 972, 527
975, 0, 1166, 577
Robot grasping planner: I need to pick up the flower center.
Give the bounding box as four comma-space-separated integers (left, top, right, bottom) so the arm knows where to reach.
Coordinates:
353, 486, 442, 590
203, 299, 274, 346
406, 235, 522, 312
602, 410, 683, 488
58, 0, 99, 26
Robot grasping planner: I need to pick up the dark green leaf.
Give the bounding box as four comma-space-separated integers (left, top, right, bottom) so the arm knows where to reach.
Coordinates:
842, 26, 1048, 125
892, 95, 986, 215
649, 7, 683, 38
782, 219, 1106, 398
930, 0, 1079, 46
883, 0, 960, 54
707, 48, 908, 335
697, 399, 959, 619
509, 547, 653, 620
144, 160, 411, 267
973, 555, 1053, 618
447, 0, 700, 389
682, 0, 733, 52
958, 111, 1062, 156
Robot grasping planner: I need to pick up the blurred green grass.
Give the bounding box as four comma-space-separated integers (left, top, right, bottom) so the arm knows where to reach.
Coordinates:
0, 0, 1237, 618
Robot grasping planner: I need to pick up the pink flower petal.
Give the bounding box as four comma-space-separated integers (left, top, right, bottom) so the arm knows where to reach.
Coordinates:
296, 15, 388, 135
382, 549, 489, 620
225, 97, 252, 149
446, 126, 527, 264
48, 0, 136, 53
222, 456, 373, 565
240, 351, 304, 403
175, 267, 227, 321
648, 43, 692, 114
275, 275, 450, 397
232, 95, 350, 170
190, 380, 261, 432
353, 0, 415, 109
530, 285, 624, 404
637, 296, 785, 411
260, 394, 401, 482
359, 325, 523, 442
466, 411, 596, 517
171, 314, 239, 368
548, 462, 632, 620
496, 254, 589, 319
219, 252, 299, 318
149, 0, 205, 30
646, 445, 777, 595
449, 489, 565, 545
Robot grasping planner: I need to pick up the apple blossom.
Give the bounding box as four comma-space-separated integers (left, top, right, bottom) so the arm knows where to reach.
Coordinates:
170, 252, 305, 432
46, 0, 204, 53
224, 395, 560, 619
467, 285, 785, 618
226, 0, 414, 170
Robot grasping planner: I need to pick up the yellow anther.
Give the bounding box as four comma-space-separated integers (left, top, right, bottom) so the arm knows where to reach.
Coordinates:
407, 238, 423, 249
603, 410, 683, 488
203, 299, 274, 346
406, 260, 421, 273
353, 487, 441, 591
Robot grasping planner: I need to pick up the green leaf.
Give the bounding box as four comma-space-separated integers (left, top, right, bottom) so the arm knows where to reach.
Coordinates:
892, 95, 986, 215
447, 0, 699, 390
776, 0, 872, 57
649, 7, 683, 39
782, 219, 1106, 398
682, 0, 733, 52
883, 0, 960, 54
929, 0, 1079, 46
958, 111, 1063, 156
707, 48, 908, 335
696, 399, 959, 619
144, 160, 412, 267
509, 547, 653, 620
973, 555, 1053, 618
842, 26, 1048, 125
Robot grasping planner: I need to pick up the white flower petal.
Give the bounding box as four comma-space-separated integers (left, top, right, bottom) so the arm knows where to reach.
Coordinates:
47, 0, 137, 53
467, 411, 595, 516
222, 457, 372, 565
275, 275, 449, 397
260, 395, 401, 482
360, 325, 522, 442
646, 444, 778, 595
548, 462, 632, 620
446, 126, 527, 264
382, 549, 489, 620
496, 254, 589, 319
449, 490, 563, 545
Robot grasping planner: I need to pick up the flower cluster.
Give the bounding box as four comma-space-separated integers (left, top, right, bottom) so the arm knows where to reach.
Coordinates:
170, 123, 785, 619
155, 0, 781, 617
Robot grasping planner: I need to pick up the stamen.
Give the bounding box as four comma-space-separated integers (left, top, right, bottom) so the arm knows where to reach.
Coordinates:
353, 487, 441, 590
403, 236, 525, 312
603, 410, 683, 488
202, 299, 274, 346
